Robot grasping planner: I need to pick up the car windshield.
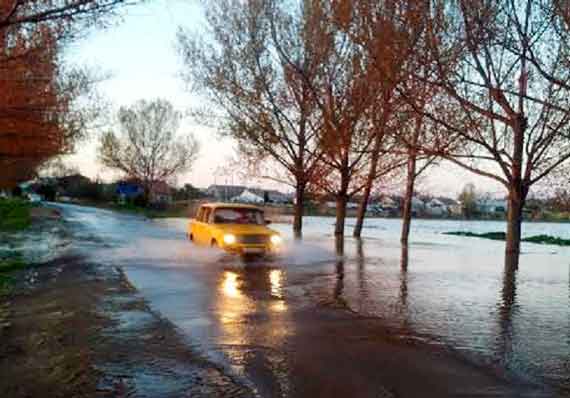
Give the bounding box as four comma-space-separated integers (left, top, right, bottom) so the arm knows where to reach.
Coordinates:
213, 208, 264, 225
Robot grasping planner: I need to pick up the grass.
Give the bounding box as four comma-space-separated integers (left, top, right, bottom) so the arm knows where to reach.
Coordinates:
0, 198, 31, 231
444, 231, 570, 246
0, 255, 25, 296
443, 231, 506, 240
522, 234, 570, 246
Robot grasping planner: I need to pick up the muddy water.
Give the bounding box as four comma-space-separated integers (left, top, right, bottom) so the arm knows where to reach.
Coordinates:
57, 204, 570, 394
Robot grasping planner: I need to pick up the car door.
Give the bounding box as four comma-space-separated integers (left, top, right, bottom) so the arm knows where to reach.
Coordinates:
191, 206, 205, 244
201, 207, 213, 245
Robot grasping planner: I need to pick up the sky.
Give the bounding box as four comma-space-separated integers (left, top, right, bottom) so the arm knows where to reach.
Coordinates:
63, 0, 504, 198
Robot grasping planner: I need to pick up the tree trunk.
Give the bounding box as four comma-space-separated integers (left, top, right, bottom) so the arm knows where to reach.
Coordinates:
400, 150, 417, 245
335, 193, 348, 237
505, 115, 527, 270
293, 182, 305, 239
505, 188, 524, 269
353, 133, 382, 238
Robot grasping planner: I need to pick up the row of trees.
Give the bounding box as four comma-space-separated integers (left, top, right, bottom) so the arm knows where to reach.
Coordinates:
0, 0, 139, 188
180, 0, 570, 269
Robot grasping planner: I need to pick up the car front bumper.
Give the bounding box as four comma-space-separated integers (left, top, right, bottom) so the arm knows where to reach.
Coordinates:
222, 244, 281, 255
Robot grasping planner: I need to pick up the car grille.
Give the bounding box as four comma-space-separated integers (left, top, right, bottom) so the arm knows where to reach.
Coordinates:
237, 234, 269, 244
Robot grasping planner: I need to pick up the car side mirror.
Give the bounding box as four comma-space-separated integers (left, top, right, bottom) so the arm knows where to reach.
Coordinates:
265, 220, 272, 225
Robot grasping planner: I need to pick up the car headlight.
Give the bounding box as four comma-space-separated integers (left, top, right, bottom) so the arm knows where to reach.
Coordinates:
223, 234, 237, 245
270, 235, 283, 245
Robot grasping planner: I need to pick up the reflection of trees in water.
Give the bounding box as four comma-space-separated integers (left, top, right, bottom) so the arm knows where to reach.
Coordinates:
355, 238, 368, 312
334, 236, 345, 302
496, 258, 518, 364
399, 245, 410, 330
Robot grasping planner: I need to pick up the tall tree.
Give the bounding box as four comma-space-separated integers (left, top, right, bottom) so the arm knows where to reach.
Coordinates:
457, 182, 478, 219
178, 0, 323, 239
333, 0, 427, 239
274, 0, 396, 238
422, 0, 570, 268
0, 0, 138, 188
98, 99, 199, 200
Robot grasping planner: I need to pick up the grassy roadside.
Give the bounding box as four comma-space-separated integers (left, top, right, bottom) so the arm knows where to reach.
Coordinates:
0, 199, 32, 296
0, 257, 24, 296
0, 199, 31, 231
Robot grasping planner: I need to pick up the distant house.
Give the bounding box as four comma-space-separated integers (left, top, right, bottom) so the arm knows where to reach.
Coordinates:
231, 189, 264, 204
346, 202, 359, 209
206, 184, 291, 204
476, 199, 507, 215
150, 181, 173, 204
116, 180, 144, 202
369, 195, 400, 216
425, 198, 448, 216
116, 179, 173, 204
434, 197, 461, 216
411, 197, 425, 215
206, 185, 246, 201
257, 189, 292, 204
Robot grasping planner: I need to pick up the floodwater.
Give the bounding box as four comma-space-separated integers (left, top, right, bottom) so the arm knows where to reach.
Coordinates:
57, 205, 569, 395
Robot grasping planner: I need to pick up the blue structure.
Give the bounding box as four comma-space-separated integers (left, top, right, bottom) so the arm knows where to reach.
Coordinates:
116, 181, 144, 200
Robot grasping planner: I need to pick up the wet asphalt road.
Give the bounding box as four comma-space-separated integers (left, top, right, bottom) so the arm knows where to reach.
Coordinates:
56, 203, 565, 397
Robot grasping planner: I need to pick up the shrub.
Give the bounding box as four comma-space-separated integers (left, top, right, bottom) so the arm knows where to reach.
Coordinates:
0, 199, 31, 230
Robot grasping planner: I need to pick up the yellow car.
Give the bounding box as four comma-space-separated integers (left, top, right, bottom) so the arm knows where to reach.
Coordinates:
188, 203, 283, 255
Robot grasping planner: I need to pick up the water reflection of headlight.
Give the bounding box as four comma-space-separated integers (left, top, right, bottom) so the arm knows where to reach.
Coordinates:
270, 235, 282, 245
222, 271, 240, 298
270, 300, 287, 312
269, 269, 283, 298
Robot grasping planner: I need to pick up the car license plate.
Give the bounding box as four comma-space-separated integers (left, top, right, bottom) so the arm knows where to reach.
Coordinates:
243, 248, 264, 254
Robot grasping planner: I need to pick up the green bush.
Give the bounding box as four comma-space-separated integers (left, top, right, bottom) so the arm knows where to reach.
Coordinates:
444, 230, 570, 246
0, 199, 31, 231
444, 231, 506, 240
0, 256, 25, 273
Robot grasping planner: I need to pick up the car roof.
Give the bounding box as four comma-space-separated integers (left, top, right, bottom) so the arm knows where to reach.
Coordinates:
199, 202, 264, 211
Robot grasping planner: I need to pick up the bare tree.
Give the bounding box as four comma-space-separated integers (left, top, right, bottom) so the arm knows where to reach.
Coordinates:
422, 0, 570, 268
397, 61, 448, 245
0, 0, 138, 33
330, 1, 438, 240
271, 0, 399, 238
98, 99, 199, 201
178, 0, 323, 239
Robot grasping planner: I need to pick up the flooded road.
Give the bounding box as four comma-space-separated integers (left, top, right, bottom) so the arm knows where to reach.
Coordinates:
58, 204, 569, 396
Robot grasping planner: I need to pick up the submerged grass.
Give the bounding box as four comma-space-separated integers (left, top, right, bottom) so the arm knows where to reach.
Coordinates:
444, 231, 570, 246
0, 198, 31, 231
0, 256, 25, 296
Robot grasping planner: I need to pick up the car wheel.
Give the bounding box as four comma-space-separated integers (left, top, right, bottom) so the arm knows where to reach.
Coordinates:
189, 233, 193, 241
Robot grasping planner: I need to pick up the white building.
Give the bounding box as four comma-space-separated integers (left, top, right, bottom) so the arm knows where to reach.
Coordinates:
425, 198, 448, 216
411, 197, 425, 214
231, 189, 264, 204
